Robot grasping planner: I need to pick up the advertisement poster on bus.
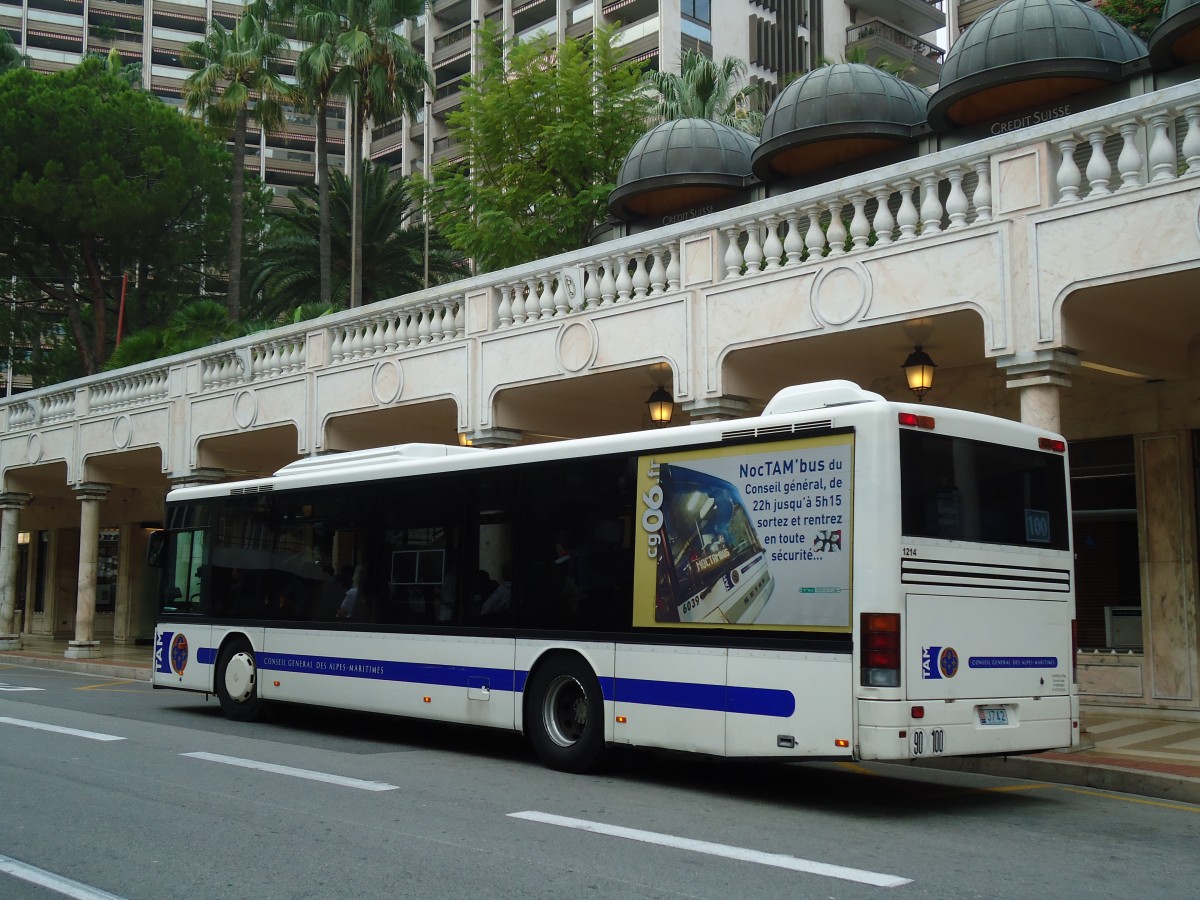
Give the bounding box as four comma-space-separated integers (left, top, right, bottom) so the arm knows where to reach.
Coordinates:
633, 434, 854, 631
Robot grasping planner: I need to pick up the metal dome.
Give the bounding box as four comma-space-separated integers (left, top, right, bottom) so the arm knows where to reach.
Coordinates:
608, 118, 757, 222
752, 63, 929, 181
1150, 0, 1200, 68
927, 0, 1148, 131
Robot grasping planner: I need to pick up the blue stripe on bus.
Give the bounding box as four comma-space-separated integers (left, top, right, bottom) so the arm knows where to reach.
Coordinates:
612, 678, 796, 718
256, 652, 519, 691
214, 649, 795, 718
197, 647, 218, 665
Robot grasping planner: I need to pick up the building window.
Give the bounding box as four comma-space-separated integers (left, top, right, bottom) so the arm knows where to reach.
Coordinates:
681, 0, 711, 23
96, 529, 120, 614
1070, 437, 1141, 650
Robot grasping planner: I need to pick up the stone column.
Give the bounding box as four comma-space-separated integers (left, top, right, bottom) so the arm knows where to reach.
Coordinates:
998, 350, 1078, 434
0, 492, 32, 650
66, 483, 111, 660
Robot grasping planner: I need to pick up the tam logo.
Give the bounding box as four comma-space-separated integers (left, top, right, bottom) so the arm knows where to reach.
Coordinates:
921, 646, 958, 679
154, 631, 173, 675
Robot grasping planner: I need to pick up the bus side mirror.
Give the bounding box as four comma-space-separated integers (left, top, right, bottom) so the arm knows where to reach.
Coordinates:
146, 531, 166, 568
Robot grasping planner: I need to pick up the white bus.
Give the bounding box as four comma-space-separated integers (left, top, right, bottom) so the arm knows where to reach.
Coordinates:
151, 381, 1078, 772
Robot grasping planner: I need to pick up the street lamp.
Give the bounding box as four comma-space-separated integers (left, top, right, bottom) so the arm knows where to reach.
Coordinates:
902, 346, 937, 401
646, 386, 674, 427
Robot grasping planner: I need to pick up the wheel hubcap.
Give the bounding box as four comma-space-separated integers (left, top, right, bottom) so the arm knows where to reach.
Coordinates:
224, 651, 256, 703
543, 675, 587, 747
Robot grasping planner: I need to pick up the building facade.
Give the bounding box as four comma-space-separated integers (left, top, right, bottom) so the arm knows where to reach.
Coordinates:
1, 0, 947, 201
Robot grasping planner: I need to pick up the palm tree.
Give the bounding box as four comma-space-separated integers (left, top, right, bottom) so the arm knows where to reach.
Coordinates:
1, 28, 26, 74
268, 0, 340, 307
182, 13, 290, 320
104, 300, 246, 370
329, 0, 430, 308
645, 49, 765, 136
248, 161, 465, 318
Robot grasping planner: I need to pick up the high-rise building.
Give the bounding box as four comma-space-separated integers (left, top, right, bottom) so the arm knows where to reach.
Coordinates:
2, 1, 947, 201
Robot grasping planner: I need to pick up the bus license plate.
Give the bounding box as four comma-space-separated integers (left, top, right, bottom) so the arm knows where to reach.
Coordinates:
978, 707, 1009, 726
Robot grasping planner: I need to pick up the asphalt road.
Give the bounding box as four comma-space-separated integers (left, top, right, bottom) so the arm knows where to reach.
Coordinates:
1, 662, 1197, 899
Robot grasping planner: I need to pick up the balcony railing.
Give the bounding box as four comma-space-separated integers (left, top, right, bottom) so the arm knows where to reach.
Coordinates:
434, 21, 471, 51
846, 19, 943, 63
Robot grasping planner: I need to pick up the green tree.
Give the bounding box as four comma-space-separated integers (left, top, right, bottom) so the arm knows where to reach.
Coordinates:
270, 0, 345, 307
1, 28, 25, 74
645, 48, 765, 135
426, 22, 650, 272
1097, 0, 1163, 38
104, 46, 144, 88
104, 300, 243, 370
0, 60, 233, 377
182, 13, 290, 320
248, 161, 465, 317
328, 0, 429, 308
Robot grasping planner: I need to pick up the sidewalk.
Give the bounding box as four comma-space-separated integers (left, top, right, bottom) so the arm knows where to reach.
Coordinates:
3, 635, 1199, 804
0, 634, 152, 682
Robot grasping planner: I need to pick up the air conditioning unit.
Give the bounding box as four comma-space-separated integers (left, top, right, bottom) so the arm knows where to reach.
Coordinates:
1105, 606, 1143, 650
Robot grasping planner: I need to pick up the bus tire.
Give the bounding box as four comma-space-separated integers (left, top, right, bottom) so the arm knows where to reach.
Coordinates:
526, 655, 606, 773
216, 637, 266, 722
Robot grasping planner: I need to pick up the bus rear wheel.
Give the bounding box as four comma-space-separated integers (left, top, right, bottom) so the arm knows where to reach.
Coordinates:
526, 655, 605, 773
216, 637, 265, 722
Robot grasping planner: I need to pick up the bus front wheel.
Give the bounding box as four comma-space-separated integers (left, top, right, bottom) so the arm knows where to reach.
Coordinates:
526, 655, 606, 773
216, 637, 266, 722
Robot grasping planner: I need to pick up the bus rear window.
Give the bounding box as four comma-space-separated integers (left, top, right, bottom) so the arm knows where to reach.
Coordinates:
900, 431, 1069, 550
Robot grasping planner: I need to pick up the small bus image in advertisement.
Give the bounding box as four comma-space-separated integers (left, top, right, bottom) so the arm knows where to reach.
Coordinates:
651, 464, 774, 624
635, 436, 853, 630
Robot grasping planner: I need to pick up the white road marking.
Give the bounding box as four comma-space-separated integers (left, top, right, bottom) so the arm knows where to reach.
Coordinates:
0, 853, 127, 900
0, 717, 125, 741
508, 811, 913, 888
181, 751, 400, 792
0, 683, 45, 692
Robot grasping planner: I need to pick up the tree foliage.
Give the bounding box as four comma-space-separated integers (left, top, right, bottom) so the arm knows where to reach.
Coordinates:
266, 0, 429, 308
1097, 0, 1163, 38
182, 13, 291, 319
248, 161, 465, 318
1, 28, 25, 74
425, 22, 650, 272
0, 60, 235, 380
645, 48, 765, 135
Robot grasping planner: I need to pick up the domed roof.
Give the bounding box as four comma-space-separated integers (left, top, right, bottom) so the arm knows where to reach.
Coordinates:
1150, 0, 1200, 69
752, 63, 929, 181
608, 118, 757, 222
927, 0, 1148, 131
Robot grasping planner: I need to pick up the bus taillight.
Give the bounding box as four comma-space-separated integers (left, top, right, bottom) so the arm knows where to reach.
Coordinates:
1039, 437, 1067, 452
898, 412, 935, 429
861, 612, 901, 687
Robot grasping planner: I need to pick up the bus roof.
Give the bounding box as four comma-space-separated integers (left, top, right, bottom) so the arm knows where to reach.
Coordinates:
164, 381, 1063, 504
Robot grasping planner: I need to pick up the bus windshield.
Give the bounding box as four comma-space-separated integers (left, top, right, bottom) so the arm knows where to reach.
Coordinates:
899, 430, 1069, 550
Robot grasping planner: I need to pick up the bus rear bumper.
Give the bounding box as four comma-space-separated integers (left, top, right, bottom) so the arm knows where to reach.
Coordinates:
856, 695, 1075, 761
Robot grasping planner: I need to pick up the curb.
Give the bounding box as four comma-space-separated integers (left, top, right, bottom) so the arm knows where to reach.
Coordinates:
0, 652, 152, 683
914, 755, 1200, 806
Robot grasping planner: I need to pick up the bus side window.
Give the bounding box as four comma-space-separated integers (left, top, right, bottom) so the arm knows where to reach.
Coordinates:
517, 456, 636, 632
470, 471, 518, 625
